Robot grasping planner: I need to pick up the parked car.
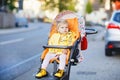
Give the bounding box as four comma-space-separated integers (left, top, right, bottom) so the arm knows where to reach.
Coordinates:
15, 17, 28, 27
105, 10, 120, 56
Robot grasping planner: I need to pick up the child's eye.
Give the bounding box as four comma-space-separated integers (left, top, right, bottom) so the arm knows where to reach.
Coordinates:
60, 26, 68, 29
61, 27, 64, 28
65, 27, 68, 28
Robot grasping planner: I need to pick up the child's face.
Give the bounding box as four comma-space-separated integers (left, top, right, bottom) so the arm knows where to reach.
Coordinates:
58, 24, 68, 34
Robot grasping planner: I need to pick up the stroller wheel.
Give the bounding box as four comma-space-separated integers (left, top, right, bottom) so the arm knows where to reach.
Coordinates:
70, 59, 78, 66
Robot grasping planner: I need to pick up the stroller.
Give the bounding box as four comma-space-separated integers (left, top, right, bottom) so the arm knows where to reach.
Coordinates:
36, 11, 97, 80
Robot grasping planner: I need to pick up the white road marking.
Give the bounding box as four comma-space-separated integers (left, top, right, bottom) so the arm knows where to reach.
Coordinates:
0, 53, 41, 74
0, 38, 24, 45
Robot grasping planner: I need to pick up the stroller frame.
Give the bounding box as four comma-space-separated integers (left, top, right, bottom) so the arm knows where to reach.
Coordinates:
36, 37, 81, 80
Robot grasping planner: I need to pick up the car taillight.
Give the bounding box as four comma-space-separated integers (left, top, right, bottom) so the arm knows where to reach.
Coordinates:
108, 44, 113, 49
107, 23, 120, 29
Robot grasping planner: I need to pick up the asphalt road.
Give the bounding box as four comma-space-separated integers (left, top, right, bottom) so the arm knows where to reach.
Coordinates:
13, 40, 120, 80
0, 23, 120, 80
0, 22, 51, 80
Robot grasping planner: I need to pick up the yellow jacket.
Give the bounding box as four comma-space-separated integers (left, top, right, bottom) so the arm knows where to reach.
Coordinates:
48, 31, 76, 54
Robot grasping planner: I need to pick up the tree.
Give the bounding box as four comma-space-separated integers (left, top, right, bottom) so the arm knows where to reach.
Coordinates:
0, 0, 17, 12
85, 0, 93, 14
8, 0, 17, 11
42, 0, 77, 12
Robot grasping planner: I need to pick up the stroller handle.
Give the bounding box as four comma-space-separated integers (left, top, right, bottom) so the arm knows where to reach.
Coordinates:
85, 28, 98, 35
43, 45, 73, 49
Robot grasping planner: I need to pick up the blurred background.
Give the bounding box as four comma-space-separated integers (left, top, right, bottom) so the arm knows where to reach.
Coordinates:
0, 0, 119, 28
0, 0, 120, 80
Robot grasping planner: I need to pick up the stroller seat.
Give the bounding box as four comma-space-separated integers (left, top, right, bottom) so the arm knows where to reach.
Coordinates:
40, 17, 80, 65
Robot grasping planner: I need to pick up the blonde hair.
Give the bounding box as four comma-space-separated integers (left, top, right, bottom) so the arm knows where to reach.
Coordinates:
56, 20, 68, 29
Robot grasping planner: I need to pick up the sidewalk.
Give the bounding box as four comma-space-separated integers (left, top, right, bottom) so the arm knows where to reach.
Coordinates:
0, 22, 41, 35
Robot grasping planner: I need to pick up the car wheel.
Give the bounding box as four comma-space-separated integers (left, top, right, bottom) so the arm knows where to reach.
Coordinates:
15, 23, 19, 27
25, 25, 28, 28
105, 49, 112, 56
